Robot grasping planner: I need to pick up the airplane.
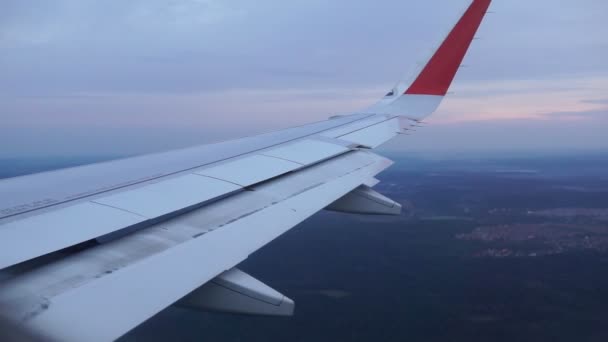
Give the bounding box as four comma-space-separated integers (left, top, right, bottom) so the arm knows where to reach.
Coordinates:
0, 0, 492, 340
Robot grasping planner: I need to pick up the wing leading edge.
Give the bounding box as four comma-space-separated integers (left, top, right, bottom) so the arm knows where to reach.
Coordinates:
0, 1, 492, 340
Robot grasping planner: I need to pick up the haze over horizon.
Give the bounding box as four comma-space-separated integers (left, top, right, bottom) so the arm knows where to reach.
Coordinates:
1, 0, 607, 157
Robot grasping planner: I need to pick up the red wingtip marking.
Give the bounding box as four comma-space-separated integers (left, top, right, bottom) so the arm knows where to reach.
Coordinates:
405, 0, 491, 96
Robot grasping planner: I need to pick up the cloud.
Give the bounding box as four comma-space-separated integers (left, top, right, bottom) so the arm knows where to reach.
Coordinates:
582, 99, 608, 105
542, 108, 608, 120
428, 76, 608, 123
1, 0, 606, 96
0, 0, 606, 156
380, 116, 608, 153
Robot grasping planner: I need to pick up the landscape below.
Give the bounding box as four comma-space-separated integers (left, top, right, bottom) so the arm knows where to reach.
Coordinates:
2, 151, 607, 341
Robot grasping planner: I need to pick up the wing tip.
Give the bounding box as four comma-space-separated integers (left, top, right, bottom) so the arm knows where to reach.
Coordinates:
404, 0, 492, 96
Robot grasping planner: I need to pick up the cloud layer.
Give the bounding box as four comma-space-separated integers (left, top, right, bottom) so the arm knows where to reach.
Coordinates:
1, 0, 607, 156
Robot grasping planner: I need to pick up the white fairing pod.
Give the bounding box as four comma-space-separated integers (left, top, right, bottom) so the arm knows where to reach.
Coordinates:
326, 185, 401, 215
176, 268, 294, 317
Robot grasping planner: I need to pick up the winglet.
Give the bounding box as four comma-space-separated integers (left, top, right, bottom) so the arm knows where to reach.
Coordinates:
405, 0, 492, 95
365, 0, 492, 119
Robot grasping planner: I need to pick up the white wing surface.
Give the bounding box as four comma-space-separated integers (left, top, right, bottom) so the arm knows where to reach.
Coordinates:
0, 0, 492, 340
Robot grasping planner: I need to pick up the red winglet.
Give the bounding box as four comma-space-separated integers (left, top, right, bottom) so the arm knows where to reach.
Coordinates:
405, 0, 491, 96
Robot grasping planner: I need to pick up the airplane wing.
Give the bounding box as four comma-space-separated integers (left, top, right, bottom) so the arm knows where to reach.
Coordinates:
0, 0, 491, 340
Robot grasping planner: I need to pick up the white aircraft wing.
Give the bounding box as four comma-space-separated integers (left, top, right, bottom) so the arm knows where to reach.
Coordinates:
0, 0, 491, 340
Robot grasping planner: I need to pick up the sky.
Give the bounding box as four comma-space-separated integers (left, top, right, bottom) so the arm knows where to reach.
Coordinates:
1, 0, 607, 157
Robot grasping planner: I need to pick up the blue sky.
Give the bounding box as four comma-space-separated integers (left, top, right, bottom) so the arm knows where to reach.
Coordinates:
1, 0, 607, 157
